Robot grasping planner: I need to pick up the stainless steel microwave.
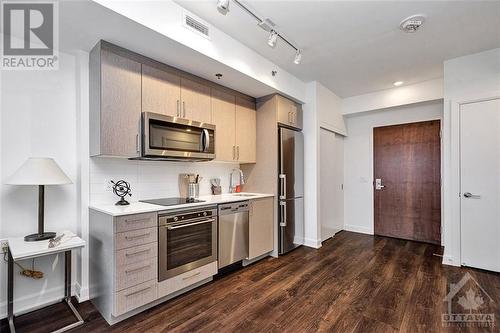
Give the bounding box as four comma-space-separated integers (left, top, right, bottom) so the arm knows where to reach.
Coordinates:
140, 112, 215, 161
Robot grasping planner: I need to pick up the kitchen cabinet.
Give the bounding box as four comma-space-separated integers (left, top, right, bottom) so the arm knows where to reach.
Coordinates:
248, 197, 274, 259
90, 42, 142, 157
235, 97, 257, 163
277, 95, 303, 129
211, 88, 236, 161
180, 77, 211, 123
211, 89, 256, 163
142, 64, 181, 117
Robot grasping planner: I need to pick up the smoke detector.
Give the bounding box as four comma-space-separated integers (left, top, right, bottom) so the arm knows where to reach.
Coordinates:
400, 15, 425, 33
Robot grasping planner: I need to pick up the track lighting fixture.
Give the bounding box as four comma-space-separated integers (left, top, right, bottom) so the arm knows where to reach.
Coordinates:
217, 0, 230, 15
217, 0, 303, 64
268, 31, 278, 48
294, 49, 302, 65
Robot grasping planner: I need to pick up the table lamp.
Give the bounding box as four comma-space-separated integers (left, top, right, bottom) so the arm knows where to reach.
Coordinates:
6, 157, 72, 241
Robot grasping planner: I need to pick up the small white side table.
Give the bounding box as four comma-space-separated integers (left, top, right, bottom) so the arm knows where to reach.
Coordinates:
7, 235, 86, 333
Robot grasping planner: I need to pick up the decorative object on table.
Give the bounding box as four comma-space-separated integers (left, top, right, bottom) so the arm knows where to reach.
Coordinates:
111, 180, 132, 205
211, 178, 222, 195
5, 157, 72, 242
48, 231, 77, 248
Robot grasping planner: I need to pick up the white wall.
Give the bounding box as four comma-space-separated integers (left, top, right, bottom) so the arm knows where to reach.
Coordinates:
342, 78, 443, 116
442, 48, 500, 266
343, 100, 443, 234
0, 49, 87, 318
303, 81, 346, 248
90, 158, 239, 205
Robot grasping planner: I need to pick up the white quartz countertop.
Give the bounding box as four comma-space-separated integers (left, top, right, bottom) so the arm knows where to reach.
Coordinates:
89, 193, 274, 216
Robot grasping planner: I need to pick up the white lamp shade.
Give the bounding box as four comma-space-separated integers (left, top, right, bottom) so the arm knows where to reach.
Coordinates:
5, 157, 72, 185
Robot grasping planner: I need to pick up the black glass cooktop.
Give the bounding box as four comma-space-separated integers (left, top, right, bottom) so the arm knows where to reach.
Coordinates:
140, 197, 205, 207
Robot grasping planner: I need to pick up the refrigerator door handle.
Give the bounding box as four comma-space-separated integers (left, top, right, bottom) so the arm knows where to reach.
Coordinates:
279, 174, 286, 199
279, 201, 287, 227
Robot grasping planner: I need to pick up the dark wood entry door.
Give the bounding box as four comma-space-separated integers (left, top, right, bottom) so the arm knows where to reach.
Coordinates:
373, 120, 441, 244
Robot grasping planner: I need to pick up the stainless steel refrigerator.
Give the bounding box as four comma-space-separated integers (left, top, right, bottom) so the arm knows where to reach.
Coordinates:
278, 126, 304, 255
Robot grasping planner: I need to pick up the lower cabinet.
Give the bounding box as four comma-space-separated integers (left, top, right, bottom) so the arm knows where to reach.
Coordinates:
158, 262, 217, 298
248, 197, 274, 259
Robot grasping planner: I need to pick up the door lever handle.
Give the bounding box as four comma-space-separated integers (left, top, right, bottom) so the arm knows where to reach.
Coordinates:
463, 192, 481, 199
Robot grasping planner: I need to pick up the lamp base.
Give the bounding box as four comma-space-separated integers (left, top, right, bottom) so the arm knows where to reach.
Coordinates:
24, 232, 56, 242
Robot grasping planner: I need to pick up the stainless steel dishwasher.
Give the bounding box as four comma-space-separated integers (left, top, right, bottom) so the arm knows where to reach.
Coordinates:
218, 201, 249, 268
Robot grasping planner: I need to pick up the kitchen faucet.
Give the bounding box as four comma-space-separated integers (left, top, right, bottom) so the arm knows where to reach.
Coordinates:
229, 168, 245, 193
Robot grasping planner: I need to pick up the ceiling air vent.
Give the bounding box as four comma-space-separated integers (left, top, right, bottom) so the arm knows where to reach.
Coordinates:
183, 13, 210, 39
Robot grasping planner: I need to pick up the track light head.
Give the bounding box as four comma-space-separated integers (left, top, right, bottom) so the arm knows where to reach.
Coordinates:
294, 49, 302, 65
217, 0, 230, 15
268, 30, 278, 48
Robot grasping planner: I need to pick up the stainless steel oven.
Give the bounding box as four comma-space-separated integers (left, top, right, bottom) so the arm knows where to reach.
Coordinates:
140, 112, 215, 161
158, 206, 217, 281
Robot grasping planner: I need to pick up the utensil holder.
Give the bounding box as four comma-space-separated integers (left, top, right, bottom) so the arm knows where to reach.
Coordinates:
188, 183, 199, 199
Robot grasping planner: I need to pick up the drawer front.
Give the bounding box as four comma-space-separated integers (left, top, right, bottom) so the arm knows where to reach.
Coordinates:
114, 280, 157, 316
158, 261, 217, 298
116, 257, 157, 291
116, 242, 157, 267
115, 212, 156, 233
115, 227, 157, 250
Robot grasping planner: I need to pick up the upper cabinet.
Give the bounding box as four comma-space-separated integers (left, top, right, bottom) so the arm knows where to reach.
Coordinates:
180, 77, 211, 123
277, 95, 303, 130
90, 40, 256, 159
211, 89, 236, 162
141, 64, 181, 117
90, 42, 142, 157
235, 97, 257, 163
211, 88, 256, 163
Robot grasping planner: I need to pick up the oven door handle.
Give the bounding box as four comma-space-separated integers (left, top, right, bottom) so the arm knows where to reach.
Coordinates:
165, 218, 215, 230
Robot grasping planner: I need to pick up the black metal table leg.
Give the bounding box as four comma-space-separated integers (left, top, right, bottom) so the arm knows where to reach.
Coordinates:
52, 251, 84, 333
8, 249, 15, 333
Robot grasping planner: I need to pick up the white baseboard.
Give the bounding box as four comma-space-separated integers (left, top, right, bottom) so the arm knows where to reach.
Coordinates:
0, 284, 79, 319
303, 237, 322, 249
442, 254, 460, 267
75, 282, 90, 302
344, 224, 373, 235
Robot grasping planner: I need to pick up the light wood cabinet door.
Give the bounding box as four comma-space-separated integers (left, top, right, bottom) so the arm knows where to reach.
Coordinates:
276, 95, 302, 129
100, 49, 142, 157
235, 97, 256, 163
249, 197, 274, 259
181, 77, 211, 123
211, 88, 236, 162
142, 64, 180, 117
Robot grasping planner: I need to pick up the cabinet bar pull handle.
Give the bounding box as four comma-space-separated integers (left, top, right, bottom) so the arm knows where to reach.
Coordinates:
125, 249, 151, 257
125, 218, 149, 224
182, 272, 201, 280
125, 286, 151, 297
237, 146, 240, 160
125, 232, 150, 240
176, 100, 180, 117
233, 146, 235, 160
125, 265, 151, 274
183, 101, 186, 118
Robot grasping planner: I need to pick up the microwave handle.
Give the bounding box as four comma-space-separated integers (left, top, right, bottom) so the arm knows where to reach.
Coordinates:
202, 129, 210, 153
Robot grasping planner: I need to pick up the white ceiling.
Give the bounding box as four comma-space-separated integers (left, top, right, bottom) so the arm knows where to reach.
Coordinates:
175, 0, 500, 97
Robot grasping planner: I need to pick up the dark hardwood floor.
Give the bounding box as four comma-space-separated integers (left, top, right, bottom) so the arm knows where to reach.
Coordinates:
2, 231, 499, 332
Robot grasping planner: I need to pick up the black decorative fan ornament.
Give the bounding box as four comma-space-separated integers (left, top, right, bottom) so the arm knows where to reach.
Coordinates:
111, 180, 132, 206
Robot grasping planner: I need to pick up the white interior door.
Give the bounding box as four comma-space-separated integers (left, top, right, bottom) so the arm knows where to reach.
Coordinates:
320, 128, 344, 242
460, 98, 500, 272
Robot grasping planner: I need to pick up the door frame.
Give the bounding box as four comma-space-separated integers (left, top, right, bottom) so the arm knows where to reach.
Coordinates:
445, 91, 500, 267
372, 120, 442, 244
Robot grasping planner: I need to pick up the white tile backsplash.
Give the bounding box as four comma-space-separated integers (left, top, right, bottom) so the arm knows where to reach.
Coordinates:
90, 157, 239, 205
